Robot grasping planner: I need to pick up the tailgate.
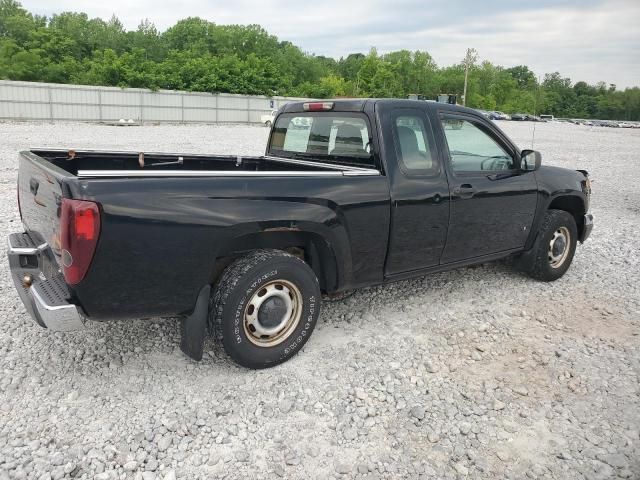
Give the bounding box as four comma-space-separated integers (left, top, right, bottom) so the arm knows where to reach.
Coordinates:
8, 151, 88, 331
17, 151, 71, 266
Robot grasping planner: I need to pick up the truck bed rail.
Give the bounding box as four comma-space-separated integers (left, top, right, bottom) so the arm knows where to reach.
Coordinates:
76, 168, 380, 178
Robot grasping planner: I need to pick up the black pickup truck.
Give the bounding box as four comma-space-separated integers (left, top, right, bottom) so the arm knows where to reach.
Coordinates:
8, 99, 593, 369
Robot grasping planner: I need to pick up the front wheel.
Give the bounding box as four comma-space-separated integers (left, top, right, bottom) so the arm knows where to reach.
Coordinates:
211, 250, 321, 369
526, 209, 578, 282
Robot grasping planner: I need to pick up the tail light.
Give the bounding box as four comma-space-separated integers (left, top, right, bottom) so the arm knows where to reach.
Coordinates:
60, 199, 101, 285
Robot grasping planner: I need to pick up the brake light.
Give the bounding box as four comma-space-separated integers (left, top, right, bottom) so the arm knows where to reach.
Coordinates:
60, 198, 101, 285
303, 102, 334, 111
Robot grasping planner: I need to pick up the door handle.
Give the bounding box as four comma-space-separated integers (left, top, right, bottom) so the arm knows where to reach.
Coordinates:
453, 184, 475, 198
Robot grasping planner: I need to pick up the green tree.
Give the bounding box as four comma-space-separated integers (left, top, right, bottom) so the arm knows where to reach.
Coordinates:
506, 65, 537, 90
0, 1, 638, 120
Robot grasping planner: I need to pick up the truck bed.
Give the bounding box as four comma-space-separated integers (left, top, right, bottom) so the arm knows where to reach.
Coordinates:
30, 149, 379, 178
16, 147, 389, 320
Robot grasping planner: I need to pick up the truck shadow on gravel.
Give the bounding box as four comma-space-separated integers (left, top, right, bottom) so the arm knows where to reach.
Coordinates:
65, 259, 525, 371
23, 256, 592, 379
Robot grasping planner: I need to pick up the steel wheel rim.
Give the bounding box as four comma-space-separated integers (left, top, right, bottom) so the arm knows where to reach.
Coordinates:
243, 279, 302, 347
548, 226, 571, 268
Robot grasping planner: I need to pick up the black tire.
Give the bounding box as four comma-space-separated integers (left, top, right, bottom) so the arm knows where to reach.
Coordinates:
210, 249, 321, 369
265, 120, 272, 127
527, 209, 578, 282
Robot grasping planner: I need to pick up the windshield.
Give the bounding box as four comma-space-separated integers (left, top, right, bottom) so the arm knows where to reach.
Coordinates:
268, 113, 374, 168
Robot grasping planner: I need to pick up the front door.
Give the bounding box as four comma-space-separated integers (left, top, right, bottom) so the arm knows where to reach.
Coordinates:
436, 113, 538, 264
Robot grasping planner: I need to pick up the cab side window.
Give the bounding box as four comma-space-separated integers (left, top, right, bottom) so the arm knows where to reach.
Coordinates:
441, 118, 514, 172
393, 114, 438, 175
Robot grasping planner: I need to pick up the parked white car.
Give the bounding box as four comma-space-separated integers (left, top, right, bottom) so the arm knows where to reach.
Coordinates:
261, 110, 277, 127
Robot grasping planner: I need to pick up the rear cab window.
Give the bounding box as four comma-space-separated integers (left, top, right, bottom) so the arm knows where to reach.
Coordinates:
268, 113, 375, 169
392, 113, 439, 176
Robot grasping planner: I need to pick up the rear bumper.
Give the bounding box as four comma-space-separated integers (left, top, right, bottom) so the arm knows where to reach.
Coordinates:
580, 213, 594, 243
7, 233, 85, 331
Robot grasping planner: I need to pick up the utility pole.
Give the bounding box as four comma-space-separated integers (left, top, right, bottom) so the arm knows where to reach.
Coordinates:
462, 48, 478, 106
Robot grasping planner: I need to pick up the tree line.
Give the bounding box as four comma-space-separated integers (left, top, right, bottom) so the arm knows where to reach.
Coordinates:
1, 0, 638, 120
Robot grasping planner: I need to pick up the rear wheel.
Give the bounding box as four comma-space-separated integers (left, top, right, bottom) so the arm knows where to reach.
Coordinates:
527, 209, 578, 281
211, 250, 321, 369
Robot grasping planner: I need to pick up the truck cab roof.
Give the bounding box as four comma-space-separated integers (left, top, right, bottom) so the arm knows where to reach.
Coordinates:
280, 98, 479, 116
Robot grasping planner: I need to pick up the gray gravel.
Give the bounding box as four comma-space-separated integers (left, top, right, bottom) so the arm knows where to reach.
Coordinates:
0, 120, 639, 480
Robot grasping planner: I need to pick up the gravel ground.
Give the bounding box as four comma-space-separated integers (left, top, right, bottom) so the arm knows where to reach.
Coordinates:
0, 120, 638, 480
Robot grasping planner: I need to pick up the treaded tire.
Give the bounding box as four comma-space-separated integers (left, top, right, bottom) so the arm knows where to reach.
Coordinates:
210, 249, 321, 369
527, 209, 578, 282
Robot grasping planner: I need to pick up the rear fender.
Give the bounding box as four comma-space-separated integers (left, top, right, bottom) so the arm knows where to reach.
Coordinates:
211, 227, 346, 293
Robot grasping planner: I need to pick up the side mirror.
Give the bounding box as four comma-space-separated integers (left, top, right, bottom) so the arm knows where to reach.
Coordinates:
521, 149, 541, 171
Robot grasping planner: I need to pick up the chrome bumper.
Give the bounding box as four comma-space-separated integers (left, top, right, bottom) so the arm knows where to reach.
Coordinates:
7, 233, 85, 331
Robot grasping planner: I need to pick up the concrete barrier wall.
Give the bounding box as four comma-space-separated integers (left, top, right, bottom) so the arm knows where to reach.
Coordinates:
0, 80, 309, 124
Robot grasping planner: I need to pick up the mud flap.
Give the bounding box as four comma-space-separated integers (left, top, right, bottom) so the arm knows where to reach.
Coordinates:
513, 232, 539, 273
180, 285, 210, 361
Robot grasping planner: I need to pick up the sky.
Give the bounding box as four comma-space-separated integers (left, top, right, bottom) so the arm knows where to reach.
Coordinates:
21, 0, 640, 89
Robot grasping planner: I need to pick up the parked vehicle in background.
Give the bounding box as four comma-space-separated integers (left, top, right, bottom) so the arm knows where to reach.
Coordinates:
511, 113, 528, 121
618, 122, 633, 128
437, 94, 458, 104
582, 120, 594, 126
540, 115, 554, 121
260, 110, 277, 127
475, 111, 508, 121
7, 99, 594, 369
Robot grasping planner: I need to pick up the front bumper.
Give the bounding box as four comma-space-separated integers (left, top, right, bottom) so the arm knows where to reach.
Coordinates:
7, 233, 85, 331
580, 213, 594, 243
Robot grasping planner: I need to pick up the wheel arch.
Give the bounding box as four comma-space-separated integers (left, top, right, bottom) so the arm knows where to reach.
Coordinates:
210, 230, 341, 293
547, 194, 586, 238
